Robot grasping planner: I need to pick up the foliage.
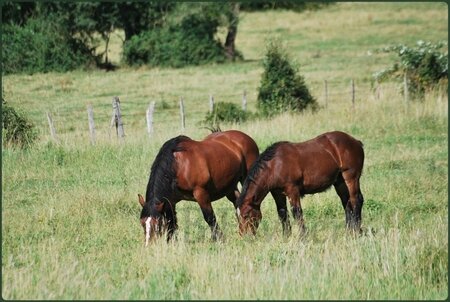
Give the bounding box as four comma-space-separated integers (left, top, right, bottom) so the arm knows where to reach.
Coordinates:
240, 1, 333, 12
2, 2, 175, 69
122, 4, 228, 68
1, 2, 36, 26
203, 102, 250, 126
373, 40, 448, 99
2, 15, 96, 75
2, 99, 37, 148
257, 40, 317, 116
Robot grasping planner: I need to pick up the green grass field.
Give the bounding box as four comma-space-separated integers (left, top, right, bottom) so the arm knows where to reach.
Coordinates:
2, 2, 448, 300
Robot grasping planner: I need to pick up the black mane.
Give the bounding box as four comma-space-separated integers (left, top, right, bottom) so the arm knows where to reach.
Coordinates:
237, 141, 287, 207
141, 135, 190, 218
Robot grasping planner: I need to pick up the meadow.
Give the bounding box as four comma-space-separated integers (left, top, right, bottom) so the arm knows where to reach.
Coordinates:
2, 2, 448, 299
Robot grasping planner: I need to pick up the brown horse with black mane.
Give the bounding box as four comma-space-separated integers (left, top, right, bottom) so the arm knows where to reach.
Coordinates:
236, 131, 365, 236
138, 130, 259, 245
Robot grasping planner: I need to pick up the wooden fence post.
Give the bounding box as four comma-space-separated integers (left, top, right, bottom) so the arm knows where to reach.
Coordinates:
87, 104, 96, 145
146, 101, 155, 137
209, 95, 214, 113
375, 80, 381, 101
403, 71, 409, 103
179, 97, 185, 132
242, 90, 247, 111
112, 96, 125, 140
46, 112, 57, 141
323, 80, 328, 107
351, 79, 355, 108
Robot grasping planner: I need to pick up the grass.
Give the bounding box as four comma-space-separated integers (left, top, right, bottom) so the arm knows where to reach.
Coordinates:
2, 2, 448, 300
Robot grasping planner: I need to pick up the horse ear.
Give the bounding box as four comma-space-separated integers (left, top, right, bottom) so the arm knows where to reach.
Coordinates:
138, 194, 145, 207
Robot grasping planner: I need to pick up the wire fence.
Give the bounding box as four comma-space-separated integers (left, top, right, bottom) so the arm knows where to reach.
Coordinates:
42, 78, 404, 144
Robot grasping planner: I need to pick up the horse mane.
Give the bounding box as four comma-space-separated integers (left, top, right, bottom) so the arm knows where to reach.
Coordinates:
237, 141, 287, 207
142, 135, 190, 218
204, 125, 222, 133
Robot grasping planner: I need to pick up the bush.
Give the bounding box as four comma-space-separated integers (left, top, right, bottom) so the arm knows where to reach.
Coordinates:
203, 102, 249, 126
2, 15, 95, 75
2, 99, 38, 148
373, 40, 448, 99
122, 8, 227, 68
257, 40, 317, 116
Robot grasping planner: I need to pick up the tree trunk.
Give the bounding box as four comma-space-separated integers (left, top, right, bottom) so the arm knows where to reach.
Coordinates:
224, 3, 240, 61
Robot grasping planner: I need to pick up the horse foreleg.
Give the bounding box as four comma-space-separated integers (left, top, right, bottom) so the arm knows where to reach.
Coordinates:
194, 188, 223, 241
271, 190, 291, 237
226, 190, 240, 223
165, 203, 178, 242
286, 186, 306, 236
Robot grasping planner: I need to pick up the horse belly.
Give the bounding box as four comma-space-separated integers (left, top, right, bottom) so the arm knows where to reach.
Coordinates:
300, 157, 340, 195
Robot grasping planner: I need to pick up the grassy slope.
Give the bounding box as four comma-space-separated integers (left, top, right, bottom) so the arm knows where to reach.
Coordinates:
2, 2, 448, 300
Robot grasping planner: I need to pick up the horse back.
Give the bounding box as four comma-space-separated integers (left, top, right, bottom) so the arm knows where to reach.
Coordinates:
174, 131, 258, 195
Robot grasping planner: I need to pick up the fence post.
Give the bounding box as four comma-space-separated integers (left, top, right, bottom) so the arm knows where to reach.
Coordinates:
351, 79, 355, 108
375, 80, 381, 101
179, 97, 185, 132
209, 94, 214, 113
403, 71, 409, 103
242, 90, 247, 111
146, 101, 155, 137
87, 104, 96, 145
111, 96, 125, 140
46, 112, 57, 141
323, 80, 328, 107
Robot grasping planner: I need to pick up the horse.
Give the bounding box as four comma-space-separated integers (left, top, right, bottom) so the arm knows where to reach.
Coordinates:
138, 130, 259, 246
236, 131, 365, 236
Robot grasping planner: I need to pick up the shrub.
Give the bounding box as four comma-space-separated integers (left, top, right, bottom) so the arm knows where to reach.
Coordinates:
373, 40, 448, 99
122, 8, 227, 68
257, 40, 317, 117
203, 102, 249, 126
2, 99, 38, 148
2, 15, 95, 75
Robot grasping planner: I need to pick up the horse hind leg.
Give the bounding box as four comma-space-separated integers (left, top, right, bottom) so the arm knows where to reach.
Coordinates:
341, 171, 364, 233
271, 190, 291, 237
333, 173, 352, 227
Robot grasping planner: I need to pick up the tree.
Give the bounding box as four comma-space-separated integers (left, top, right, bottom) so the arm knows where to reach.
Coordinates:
224, 3, 241, 61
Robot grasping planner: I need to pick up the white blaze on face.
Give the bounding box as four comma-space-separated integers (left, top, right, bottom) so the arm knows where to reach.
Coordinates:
145, 217, 151, 247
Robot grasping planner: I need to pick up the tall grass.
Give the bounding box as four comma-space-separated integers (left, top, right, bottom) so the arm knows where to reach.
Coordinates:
2, 2, 448, 300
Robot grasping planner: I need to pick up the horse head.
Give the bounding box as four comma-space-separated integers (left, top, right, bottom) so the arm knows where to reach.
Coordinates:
138, 194, 165, 246
236, 190, 262, 236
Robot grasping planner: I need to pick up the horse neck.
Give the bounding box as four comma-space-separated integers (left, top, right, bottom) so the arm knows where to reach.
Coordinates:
242, 171, 271, 208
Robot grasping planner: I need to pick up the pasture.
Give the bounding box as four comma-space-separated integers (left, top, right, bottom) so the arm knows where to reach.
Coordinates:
2, 2, 448, 299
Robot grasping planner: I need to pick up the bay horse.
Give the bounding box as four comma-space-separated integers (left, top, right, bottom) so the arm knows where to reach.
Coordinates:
138, 130, 259, 245
236, 131, 365, 236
